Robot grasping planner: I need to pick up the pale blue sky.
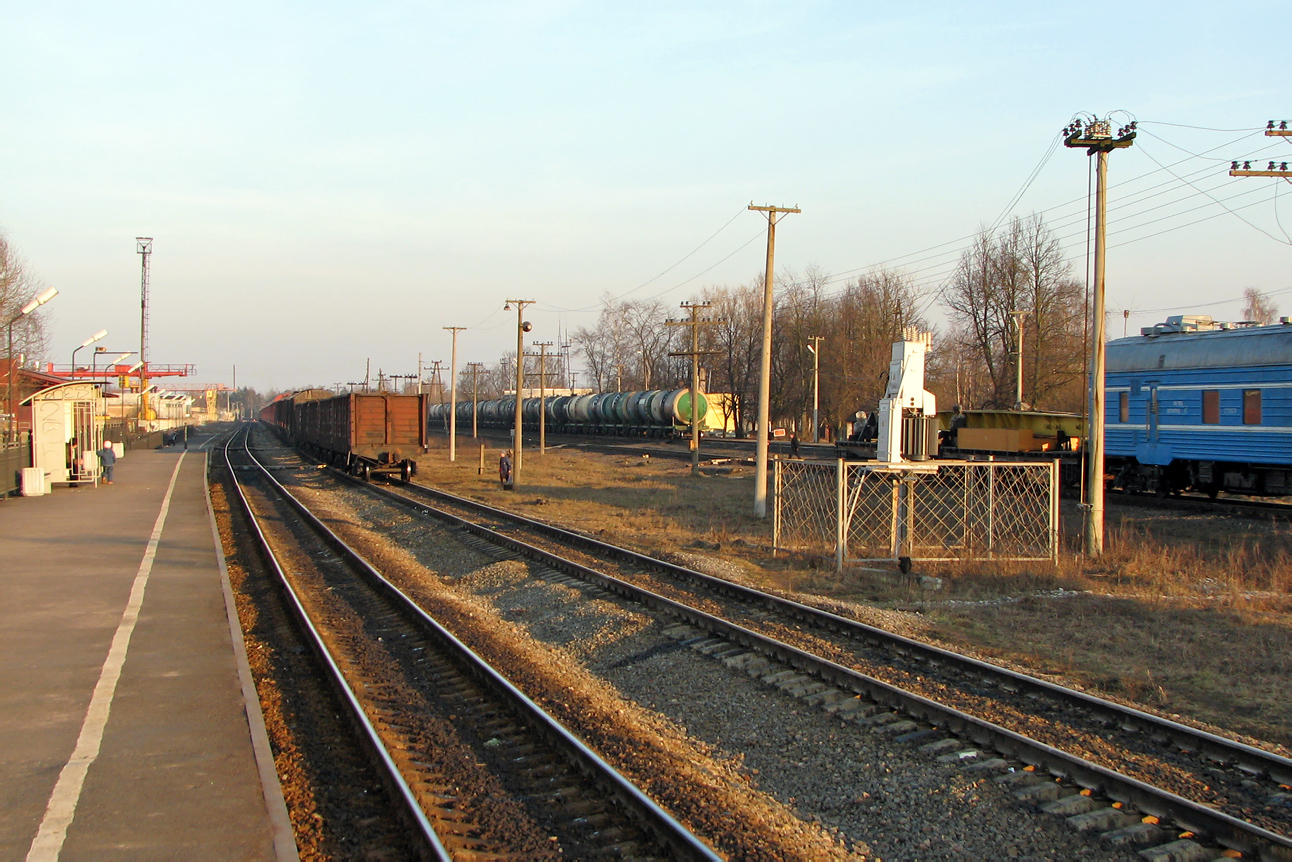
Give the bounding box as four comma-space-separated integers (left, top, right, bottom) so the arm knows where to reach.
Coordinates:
2, 1, 1288, 390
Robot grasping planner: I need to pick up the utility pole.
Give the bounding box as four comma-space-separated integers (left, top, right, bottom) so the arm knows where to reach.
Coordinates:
443, 327, 465, 462
667, 302, 721, 476
1229, 121, 1290, 177
428, 361, 444, 402
807, 335, 824, 442
505, 299, 534, 489
136, 238, 153, 426
1065, 116, 1135, 557
417, 353, 423, 395
1010, 310, 1028, 410
527, 342, 554, 454
748, 202, 800, 518
467, 362, 485, 438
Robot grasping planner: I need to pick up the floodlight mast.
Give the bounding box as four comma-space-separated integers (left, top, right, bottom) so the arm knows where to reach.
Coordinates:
137, 237, 153, 423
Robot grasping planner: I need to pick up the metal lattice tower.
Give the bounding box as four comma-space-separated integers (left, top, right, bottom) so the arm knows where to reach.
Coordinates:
136, 237, 153, 394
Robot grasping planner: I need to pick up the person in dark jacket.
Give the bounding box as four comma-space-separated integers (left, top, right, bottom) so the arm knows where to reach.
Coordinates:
499, 450, 513, 488
98, 443, 117, 484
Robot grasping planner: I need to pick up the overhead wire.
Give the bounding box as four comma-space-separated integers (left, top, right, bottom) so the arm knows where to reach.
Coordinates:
542, 206, 748, 313
1136, 140, 1292, 245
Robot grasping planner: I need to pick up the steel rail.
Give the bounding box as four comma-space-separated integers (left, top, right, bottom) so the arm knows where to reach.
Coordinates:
222, 428, 451, 861
244, 430, 721, 862
368, 473, 1292, 784
343, 471, 1292, 859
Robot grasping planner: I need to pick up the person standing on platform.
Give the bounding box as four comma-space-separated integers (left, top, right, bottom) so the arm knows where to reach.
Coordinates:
789, 432, 800, 460
98, 442, 117, 484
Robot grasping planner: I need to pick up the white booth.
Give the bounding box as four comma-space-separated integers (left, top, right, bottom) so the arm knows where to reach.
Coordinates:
23, 382, 105, 487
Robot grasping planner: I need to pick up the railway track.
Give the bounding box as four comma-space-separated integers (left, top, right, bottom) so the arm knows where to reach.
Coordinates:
224, 427, 719, 860
486, 430, 1292, 521
309, 445, 1292, 860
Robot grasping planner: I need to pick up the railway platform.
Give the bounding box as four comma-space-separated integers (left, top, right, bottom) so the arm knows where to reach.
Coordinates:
0, 429, 296, 861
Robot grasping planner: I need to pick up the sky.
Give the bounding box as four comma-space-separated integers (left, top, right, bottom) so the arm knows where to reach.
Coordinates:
2, 1, 1289, 393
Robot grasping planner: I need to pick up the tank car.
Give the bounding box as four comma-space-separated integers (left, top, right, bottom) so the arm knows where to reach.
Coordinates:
428, 388, 709, 439
1105, 314, 1292, 497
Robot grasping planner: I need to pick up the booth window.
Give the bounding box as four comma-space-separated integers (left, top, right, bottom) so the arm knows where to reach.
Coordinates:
1202, 390, 1220, 424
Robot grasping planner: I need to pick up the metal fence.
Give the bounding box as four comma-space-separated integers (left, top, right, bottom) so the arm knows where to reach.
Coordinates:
774, 459, 1059, 569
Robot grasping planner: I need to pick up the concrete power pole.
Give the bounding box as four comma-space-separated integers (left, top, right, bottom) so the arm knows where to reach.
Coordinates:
443, 327, 465, 462
529, 342, 553, 455
467, 362, 485, 438
1065, 116, 1135, 557
748, 202, 800, 519
667, 302, 721, 476
807, 335, 824, 442
1010, 310, 1028, 410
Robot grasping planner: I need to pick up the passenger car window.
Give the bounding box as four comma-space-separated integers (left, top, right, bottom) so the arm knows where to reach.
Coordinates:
1118, 391, 1128, 423
1202, 390, 1219, 424
1243, 389, 1261, 425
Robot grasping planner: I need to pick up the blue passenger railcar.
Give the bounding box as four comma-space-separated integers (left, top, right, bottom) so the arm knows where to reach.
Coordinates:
1105, 315, 1292, 497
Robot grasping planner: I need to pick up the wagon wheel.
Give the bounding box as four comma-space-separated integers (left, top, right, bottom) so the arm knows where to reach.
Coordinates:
401, 461, 412, 484
362, 464, 372, 482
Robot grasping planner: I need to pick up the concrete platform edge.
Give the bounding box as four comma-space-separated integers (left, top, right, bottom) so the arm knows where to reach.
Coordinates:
205, 449, 298, 861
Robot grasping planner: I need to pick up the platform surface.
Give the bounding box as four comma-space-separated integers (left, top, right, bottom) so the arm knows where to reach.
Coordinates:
0, 431, 291, 860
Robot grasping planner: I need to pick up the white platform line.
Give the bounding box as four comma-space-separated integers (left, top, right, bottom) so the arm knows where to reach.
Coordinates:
26, 454, 186, 862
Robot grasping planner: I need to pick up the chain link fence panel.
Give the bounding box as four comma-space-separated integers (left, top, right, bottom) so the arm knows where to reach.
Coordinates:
775, 459, 1058, 568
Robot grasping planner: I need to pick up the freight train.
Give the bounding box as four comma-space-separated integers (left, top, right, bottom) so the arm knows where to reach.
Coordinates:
260, 390, 428, 481
426, 388, 709, 438
1106, 314, 1292, 497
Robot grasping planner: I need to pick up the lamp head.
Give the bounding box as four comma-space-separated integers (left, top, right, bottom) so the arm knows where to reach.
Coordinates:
522, 321, 532, 332
504, 302, 511, 311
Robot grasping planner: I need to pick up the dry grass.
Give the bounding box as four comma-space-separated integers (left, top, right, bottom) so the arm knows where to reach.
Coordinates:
414, 442, 1292, 749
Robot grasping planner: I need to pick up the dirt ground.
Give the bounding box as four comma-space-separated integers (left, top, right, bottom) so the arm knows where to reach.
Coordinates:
414, 441, 1292, 752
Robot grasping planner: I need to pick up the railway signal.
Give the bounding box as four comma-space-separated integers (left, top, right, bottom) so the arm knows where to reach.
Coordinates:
504, 299, 534, 490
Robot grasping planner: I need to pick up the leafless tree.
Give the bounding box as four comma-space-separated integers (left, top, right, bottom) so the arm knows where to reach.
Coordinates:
1243, 287, 1279, 325
942, 215, 1085, 411
1, 233, 50, 365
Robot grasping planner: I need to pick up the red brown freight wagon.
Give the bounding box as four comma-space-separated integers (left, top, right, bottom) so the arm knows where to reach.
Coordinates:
263, 391, 428, 482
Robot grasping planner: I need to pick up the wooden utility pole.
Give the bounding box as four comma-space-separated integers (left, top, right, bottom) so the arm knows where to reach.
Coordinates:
467, 362, 485, 438
1010, 310, 1028, 410
505, 299, 534, 489
667, 301, 721, 476
1065, 116, 1135, 557
443, 326, 465, 462
807, 335, 824, 442
748, 202, 800, 519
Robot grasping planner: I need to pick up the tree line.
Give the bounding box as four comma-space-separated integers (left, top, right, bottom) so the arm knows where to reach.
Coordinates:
453, 213, 1277, 439
474, 214, 1097, 438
